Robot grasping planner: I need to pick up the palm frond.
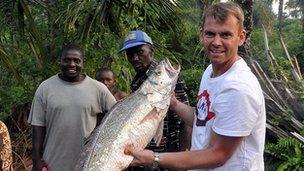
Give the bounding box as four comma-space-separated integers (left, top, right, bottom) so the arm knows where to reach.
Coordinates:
19, 0, 46, 66
0, 46, 23, 81
56, 0, 182, 42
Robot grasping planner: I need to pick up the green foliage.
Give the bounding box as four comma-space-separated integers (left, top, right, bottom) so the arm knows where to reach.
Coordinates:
246, 3, 304, 170
285, 0, 304, 19
0, 0, 203, 120
253, 1, 275, 29
299, 80, 304, 101
251, 19, 304, 78
0, 0, 303, 170
266, 137, 304, 170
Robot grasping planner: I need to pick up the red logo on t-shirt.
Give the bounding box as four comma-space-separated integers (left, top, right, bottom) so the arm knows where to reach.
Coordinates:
196, 90, 215, 126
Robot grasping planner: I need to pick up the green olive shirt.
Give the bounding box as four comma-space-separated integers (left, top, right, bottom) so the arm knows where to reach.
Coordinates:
28, 75, 116, 171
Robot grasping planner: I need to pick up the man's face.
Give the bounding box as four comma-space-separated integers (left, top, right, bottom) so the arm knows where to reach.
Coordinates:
60, 49, 83, 82
97, 71, 115, 90
126, 44, 154, 73
200, 15, 245, 67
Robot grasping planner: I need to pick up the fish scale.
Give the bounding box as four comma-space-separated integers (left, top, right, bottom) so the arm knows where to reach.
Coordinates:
75, 58, 180, 171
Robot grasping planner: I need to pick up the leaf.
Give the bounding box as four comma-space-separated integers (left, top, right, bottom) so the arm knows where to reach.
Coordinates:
0, 46, 23, 81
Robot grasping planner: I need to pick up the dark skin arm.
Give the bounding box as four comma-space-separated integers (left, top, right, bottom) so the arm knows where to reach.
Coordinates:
169, 94, 195, 127
179, 124, 192, 151
96, 110, 108, 127
96, 114, 103, 127
31, 125, 46, 171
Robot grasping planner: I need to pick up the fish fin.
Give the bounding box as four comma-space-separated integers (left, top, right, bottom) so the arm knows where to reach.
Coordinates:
140, 108, 160, 124
153, 119, 164, 146
139, 108, 165, 146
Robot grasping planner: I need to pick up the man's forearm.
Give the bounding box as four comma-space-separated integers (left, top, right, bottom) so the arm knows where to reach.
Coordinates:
32, 126, 46, 170
179, 124, 192, 151
170, 100, 195, 127
159, 132, 244, 169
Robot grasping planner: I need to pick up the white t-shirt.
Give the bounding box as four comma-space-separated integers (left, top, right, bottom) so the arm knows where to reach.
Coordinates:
191, 58, 266, 171
28, 75, 116, 171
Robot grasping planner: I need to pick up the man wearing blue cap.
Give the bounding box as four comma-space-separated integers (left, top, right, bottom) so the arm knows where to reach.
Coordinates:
120, 30, 191, 171
120, 30, 156, 91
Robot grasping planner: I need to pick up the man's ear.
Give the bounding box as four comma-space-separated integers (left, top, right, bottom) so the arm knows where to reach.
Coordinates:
238, 30, 246, 46
151, 45, 155, 53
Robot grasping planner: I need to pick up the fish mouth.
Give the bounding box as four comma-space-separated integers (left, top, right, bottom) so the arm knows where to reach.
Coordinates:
162, 58, 180, 78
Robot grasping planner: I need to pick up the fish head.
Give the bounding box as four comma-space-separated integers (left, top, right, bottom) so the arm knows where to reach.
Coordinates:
146, 58, 180, 96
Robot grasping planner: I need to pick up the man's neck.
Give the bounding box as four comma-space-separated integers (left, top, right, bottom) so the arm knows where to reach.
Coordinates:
58, 73, 85, 82
211, 56, 240, 77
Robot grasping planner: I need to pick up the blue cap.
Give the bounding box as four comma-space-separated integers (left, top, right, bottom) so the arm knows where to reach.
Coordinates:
120, 30, 153, 52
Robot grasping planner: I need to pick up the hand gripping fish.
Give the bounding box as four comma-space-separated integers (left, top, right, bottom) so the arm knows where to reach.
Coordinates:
75, 58, 180, 171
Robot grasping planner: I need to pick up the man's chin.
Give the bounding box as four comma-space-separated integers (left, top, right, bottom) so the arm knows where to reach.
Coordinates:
62, 73, 80, 79
66, 73, 79, 77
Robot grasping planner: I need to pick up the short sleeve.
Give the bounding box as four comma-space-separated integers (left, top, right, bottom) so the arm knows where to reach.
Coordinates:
100, 87, 117, 113
28, 85, 46, 126
212, 86, 260, 137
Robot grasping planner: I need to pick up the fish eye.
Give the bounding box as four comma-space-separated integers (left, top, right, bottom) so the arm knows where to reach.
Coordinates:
155, 70, 161, 76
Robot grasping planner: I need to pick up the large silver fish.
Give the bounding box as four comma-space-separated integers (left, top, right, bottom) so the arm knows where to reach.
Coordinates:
75, 58, 180, 171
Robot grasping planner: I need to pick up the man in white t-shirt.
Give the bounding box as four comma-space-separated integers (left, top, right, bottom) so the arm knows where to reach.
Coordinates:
28, 44, 116, 171
125, 2, 266, 170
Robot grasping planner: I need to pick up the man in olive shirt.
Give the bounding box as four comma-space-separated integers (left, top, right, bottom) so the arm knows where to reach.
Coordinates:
28, 44, 116, 171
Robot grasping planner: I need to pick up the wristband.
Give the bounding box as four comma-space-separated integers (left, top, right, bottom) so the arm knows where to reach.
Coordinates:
152, 152, 160, 169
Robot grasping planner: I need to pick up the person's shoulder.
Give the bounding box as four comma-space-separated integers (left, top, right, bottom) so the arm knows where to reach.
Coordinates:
32, 75, 58, 97
0, 120, 7, 129
84, 75, 98, 84
85, 75, 109, 90
42, 74, 57, 82
84, 75, 96, 83
205, 63, 213, 71
37, 75, 59, 89
223, 71, 261, 95
202, 64, 213, 78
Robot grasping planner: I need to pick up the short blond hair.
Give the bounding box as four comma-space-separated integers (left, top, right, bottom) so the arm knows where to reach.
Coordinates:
201, 2, 244, 31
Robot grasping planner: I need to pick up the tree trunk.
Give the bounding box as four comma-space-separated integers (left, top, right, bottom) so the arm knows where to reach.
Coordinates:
233, 0, 253, 60
278, 0, 284, 33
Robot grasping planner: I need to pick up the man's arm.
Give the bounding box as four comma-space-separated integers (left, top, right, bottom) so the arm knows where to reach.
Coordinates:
31, 125, 46, 171
179, 124, 192, 151
170, 95, 195, 127
159, 131, 243, 169
97, 85, 117, 127
127, 130, 243, 170
96, 111, 107, 127
174, 78, 193, 151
